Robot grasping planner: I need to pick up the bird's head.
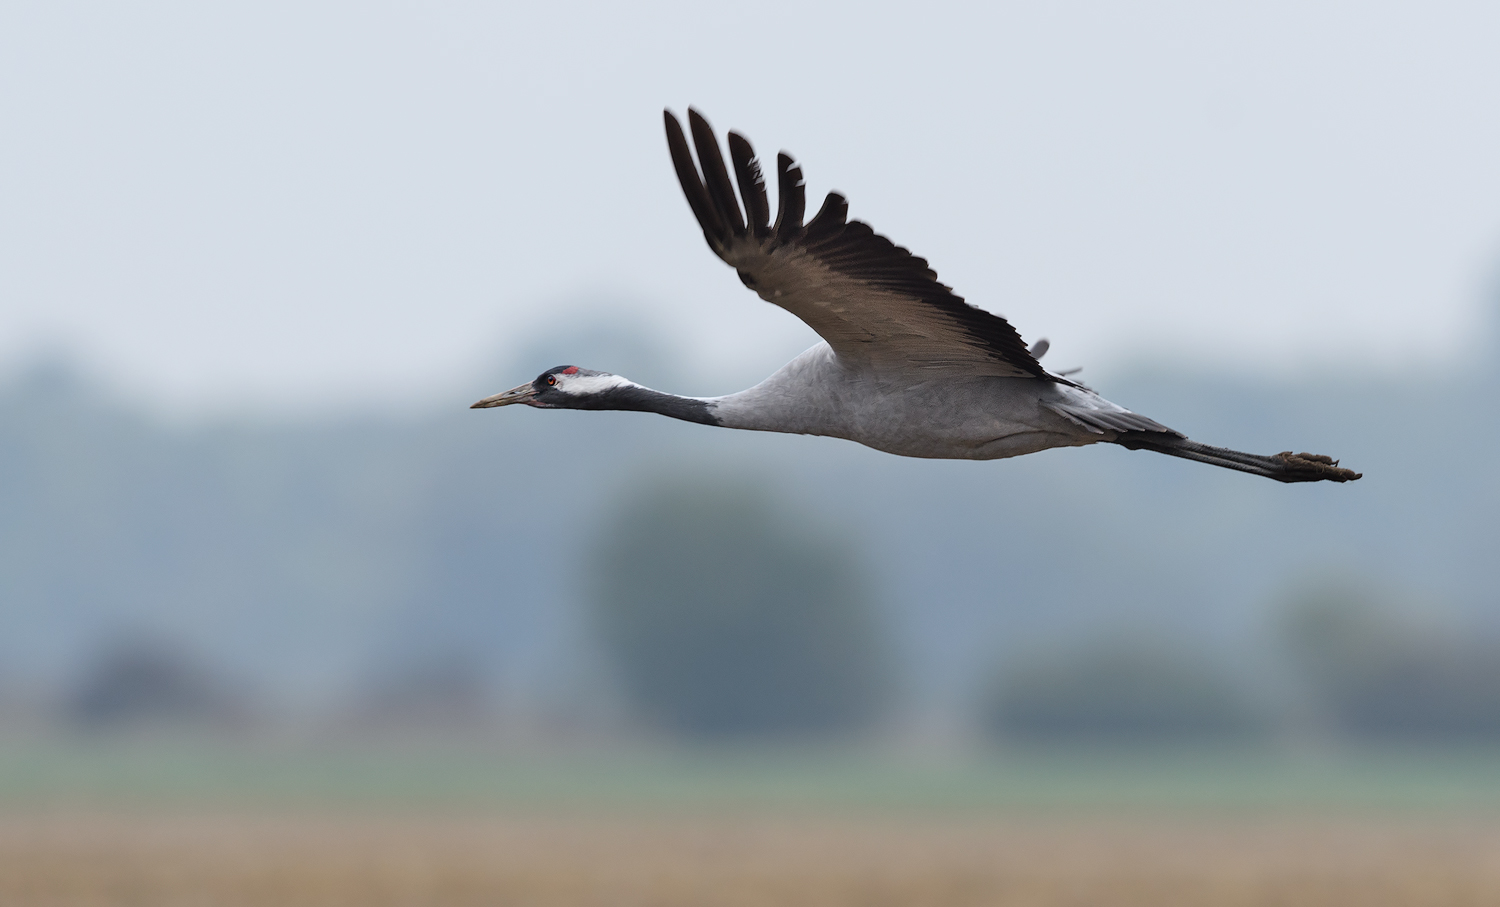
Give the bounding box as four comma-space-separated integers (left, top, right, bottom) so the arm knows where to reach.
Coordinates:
470, 365, 631, 410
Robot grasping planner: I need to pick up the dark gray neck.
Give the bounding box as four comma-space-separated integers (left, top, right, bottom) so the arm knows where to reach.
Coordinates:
574, 385, 721, 426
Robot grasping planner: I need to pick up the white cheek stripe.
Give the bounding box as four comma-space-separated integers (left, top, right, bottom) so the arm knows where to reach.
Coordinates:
556, 374, 634, 395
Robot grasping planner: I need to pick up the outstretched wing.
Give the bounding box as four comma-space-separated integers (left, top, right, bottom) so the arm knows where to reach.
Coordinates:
665, 109, 1053, 381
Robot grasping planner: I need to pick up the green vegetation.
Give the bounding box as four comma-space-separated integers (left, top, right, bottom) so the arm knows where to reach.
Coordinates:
588, 478, 891, 737
5, 738, 1500, 813
1280, 582, 1500, 740
981, 643, 1267, 742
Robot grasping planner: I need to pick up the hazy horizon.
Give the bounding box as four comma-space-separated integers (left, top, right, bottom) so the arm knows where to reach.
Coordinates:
4, 3, 1500, 413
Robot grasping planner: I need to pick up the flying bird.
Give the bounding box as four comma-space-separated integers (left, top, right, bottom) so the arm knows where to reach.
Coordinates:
474, 109, 1360, 484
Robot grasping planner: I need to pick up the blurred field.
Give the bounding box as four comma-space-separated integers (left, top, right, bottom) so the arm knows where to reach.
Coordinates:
4, 811, 1500, 907
4, 741, 1500, 905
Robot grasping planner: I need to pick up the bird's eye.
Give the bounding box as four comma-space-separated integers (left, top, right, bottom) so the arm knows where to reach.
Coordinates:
545, 375, 557, 386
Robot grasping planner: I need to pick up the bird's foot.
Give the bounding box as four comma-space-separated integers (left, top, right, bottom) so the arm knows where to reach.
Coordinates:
1274, 451, 1362, 483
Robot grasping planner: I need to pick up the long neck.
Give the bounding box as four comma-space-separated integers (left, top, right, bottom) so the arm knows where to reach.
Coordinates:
698, 344, 850, 435
574, 382, 721, 426
574, 345, 843, 434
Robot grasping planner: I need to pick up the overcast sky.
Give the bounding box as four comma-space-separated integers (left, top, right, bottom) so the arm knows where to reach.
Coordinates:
3, 2, 1499, 410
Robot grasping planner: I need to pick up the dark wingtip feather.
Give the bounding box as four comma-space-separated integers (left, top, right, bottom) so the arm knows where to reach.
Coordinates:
664, 109, 724, 243
686, 109, 745, 237
727, 132, 770, 238
804, 191, 849, 242
773, 152, 805, 240
667, 112, 1053, 382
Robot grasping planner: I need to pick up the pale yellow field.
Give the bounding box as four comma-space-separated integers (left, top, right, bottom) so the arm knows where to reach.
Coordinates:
3, 812, 1499, 907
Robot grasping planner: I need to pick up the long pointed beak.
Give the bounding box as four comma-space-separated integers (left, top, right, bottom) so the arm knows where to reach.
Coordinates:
471, 382, 538, 409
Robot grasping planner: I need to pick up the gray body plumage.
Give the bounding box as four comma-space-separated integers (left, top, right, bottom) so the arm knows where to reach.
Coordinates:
472, 110, 1360, 485
708, 342, 1158, 461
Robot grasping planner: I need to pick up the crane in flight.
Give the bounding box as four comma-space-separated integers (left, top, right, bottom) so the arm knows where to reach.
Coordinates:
474, 109, 1360, 484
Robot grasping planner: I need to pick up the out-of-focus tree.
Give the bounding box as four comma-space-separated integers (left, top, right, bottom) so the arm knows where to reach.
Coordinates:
979, 642, 1266, 742
587, 477, 891, 738
68, 637, 247, 729
1279, 584, 1500, 740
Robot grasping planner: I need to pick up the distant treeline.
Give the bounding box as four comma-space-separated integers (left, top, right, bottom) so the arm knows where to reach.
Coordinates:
3, 350, 1499, 743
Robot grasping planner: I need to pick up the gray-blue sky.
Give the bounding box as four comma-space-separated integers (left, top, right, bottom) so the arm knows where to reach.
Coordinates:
3, 2, 1499, 410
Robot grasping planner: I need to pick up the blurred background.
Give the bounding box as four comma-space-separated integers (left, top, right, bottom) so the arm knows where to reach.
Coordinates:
3, 2, 1500, 903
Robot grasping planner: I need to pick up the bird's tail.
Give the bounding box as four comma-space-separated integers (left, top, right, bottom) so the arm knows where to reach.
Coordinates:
1112, 431, 1362, 483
